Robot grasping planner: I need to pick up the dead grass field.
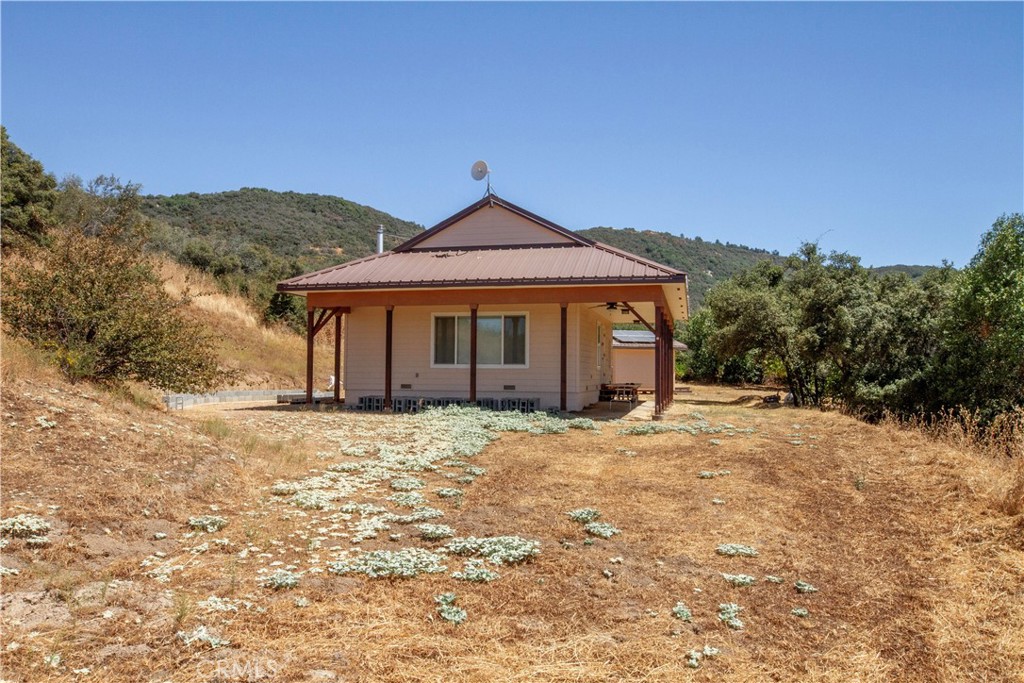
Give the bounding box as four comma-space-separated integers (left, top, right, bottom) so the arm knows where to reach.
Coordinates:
1, 356, 1022, 682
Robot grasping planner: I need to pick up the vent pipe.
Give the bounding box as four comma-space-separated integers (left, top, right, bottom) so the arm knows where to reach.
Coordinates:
377, 224, 384, 254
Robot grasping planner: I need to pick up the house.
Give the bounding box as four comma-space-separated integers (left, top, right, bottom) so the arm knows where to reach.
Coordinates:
611, 330, 688, 391
276, 193, 688, 417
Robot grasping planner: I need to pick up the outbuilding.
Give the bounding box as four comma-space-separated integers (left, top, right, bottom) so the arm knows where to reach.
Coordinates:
611, 330, 688, 391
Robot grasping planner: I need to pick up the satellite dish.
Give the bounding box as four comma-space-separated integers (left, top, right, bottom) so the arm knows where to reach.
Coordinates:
471, 160, 490, 181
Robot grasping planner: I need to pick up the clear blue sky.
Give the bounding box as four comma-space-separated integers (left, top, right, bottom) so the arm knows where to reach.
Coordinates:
2, 2, 1021, 267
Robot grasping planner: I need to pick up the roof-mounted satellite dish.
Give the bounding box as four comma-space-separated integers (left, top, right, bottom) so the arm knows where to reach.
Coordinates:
471, 160, 493, 196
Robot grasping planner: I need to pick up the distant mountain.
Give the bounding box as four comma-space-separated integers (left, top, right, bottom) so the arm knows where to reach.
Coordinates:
579, 227, 783, 309
140, 188, 424, 273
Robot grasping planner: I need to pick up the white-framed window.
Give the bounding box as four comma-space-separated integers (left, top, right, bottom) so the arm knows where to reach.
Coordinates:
431, 313, 528, 368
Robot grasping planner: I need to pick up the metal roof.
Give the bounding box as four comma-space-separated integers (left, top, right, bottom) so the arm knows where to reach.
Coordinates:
612, 330, 688, 350
278, 241, 686, 291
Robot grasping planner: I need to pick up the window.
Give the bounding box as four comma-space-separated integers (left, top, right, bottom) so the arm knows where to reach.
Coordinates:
432, 313, 527, 367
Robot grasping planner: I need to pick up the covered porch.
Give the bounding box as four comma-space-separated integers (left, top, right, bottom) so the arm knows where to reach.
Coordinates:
300, 283, 680, 418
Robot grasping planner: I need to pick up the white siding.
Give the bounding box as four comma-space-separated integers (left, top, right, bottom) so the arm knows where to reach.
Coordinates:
412, 205, 574, 249
612, 347, 656, 389
344, 302, 609, 411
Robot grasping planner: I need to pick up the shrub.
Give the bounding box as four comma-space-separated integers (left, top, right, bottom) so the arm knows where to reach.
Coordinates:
445, 536, 540, 565
1, 177, 227, 392
259, 569, 300, 590
0, 514, 51, 538
328, 548, 447, 578
452, 559, 500, 583
671, 602, 692, 622
583, 522, 621, 539
567, 508, 601, 523
718, 603, 744, 630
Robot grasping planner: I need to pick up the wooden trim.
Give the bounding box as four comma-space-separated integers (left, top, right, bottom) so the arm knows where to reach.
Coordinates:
333, 311, 342, 403
307, 285, 670, 310
560, 303, 568, 412
384, 306, 394, 410
469, 306, 478, 402
306, 309, 314, 405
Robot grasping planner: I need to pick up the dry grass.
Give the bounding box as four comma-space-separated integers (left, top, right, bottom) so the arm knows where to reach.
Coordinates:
159, 260, 336, 390
2, 361, 1022, 682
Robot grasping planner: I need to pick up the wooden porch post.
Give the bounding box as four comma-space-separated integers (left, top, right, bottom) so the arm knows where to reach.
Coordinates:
384, 306, 394, 411
560, 303, 568, 412
333, 310, 342, 403
306, 308, 315, 405
469, 305, 478, 403
654, 305, 664, 418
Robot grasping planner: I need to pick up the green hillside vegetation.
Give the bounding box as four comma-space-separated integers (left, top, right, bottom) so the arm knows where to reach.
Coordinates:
140, 189, 424, 327
579, 227, 783, 309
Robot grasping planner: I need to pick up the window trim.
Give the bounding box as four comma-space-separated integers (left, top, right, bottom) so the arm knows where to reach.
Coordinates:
430, 312, 530, 369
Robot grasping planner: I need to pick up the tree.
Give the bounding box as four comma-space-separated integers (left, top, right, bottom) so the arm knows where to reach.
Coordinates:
2, 176, 228, 393
1, 126, 58, 248
931, 214, 1024, 421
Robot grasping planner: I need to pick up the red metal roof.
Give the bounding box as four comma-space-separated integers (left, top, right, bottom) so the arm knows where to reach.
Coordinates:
278, 241, 686, 291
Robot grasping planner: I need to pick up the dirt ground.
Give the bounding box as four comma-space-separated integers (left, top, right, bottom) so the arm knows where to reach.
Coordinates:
1, 370, 1022, 682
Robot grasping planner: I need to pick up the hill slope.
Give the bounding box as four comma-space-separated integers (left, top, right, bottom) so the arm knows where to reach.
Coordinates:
1, 375, 1020, 681
141, 188, 424, 275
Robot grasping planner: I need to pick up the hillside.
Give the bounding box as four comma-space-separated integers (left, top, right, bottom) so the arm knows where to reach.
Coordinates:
579, 227, 783, 309
141, 188, 424, 276
1, 370, 1021, 681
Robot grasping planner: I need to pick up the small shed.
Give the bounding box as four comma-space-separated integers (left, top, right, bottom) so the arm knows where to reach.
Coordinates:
611, 330, 687, 391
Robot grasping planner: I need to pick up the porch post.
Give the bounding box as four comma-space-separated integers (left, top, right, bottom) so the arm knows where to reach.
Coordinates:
654, 305, 664, 418
306, 308, 315, 405
385, 306, 394, 411
469, 305, 478, 403
333, 310, 342, 403
560, 303, 568, 412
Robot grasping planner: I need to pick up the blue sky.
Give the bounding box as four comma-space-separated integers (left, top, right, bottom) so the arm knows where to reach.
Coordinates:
2, 2, 1021, 267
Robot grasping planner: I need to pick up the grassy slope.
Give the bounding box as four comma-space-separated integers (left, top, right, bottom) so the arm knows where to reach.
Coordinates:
159, 260, 334, 391
1, 360, 1021, 681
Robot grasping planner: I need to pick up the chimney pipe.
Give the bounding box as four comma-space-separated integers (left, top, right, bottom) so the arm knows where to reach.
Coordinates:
377, 224, 384, 254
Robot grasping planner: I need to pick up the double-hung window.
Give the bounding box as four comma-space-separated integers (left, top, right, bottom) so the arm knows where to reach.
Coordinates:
432, 313, 527, 367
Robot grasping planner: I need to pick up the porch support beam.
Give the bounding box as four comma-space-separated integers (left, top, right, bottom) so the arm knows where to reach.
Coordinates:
560, 303, 568, 412
384, 306, 394, 411
306, 309, 315, 405
469, 305, 478, 403
333, 311, 343, 403
654, 305, 665, 418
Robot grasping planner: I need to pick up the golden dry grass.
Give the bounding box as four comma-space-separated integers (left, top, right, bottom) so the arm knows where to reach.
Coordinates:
1, 363, 1022, 682
159, 260, 336, 390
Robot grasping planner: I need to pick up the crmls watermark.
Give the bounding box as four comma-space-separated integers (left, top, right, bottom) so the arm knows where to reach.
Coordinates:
196, 656, 283, 681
